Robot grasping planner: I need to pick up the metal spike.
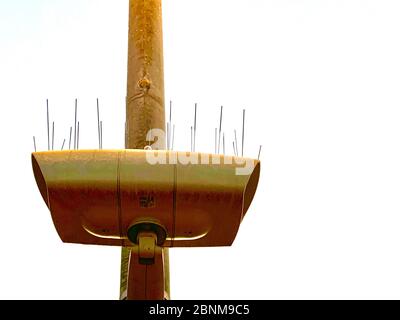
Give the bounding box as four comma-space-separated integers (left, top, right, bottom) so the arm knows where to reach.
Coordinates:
223, 133, 225, 155
52, 121, 55, 151
167, 122, 170, 150
68, 127, 72, 150
77, 121, 80, 150
33, 136, 37, 152
234, 130, 239, 156
218, 106, 223, 153
193, 103, 197, 152
100, 121, 103, 150
171, 124, 175, 151
258, 145, 262, 160
61, 139, 66, 151
97, 98, 101, 149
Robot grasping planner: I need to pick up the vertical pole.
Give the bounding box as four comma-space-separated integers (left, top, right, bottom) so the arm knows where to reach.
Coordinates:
121, 0, 169, 300
125, 0, 165, 150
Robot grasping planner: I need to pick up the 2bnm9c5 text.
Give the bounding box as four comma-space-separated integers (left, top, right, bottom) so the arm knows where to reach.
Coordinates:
193, 304, 250, 316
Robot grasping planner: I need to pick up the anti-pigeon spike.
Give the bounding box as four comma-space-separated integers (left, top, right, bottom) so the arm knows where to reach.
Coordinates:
97, 99, 101, 150
33, 136, 37, 152
77, 121, 80, 150
52, 121, 55, 151
193, 103, 197, 152
100, 121, 103, 150
171, 124, 175, 151
218, 106, 223, 153
68, 127, 72, 150
234, 130, 239, 156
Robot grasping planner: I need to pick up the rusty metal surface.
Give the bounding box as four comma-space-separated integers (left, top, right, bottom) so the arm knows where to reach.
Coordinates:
31, 150, 260, 248
126, 0, 165, 150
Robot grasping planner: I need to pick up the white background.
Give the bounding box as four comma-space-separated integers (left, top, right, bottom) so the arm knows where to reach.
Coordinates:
1, 0, 400, 299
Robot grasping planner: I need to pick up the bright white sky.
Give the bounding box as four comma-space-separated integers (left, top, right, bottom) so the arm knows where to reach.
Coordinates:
2, 0, 400, 299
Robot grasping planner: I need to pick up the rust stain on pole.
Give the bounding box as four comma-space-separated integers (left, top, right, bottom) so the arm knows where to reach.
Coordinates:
121, 0, 169, 300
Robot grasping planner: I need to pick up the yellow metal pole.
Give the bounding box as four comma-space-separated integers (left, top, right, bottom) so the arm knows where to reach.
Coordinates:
120, 0, 170, 300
